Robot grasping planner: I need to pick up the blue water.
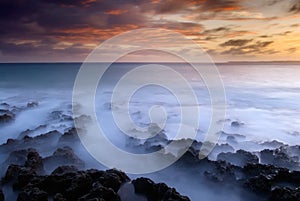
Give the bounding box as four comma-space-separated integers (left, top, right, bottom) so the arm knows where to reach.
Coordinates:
1, 62, 300, 147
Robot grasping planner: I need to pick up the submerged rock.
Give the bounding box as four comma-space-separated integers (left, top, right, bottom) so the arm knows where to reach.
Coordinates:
231, 121, 244, 127
27, 102, 39, 108
0, 109, 15, 123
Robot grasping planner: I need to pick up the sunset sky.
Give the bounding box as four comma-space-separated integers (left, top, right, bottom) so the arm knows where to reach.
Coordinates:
1, 0, 300, 62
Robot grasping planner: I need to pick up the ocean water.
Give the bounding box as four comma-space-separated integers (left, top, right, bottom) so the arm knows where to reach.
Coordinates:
1, 63, 300, 147
1, 62, 300, 200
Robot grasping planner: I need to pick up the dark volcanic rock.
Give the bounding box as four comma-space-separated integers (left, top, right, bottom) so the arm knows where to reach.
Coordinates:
2, 159, 189, 201
25, 149, 45, 174
27, 102, 39, 108
0, 188, 4, 201
0, 109, 15, 123
17, 187, 48, 201
231, 120, 244, 127
58, 127, 80, 143
43, 146, 84, 171
269, 187, 300, 201
217, 150, 259, 167
259, 147, 299, 170
18, 125, 47, 139
132, 177, 190, 201
204, 160, 238, 183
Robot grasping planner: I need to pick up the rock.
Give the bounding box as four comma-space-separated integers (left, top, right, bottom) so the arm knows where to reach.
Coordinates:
59, 128, 79, 143
18, 125, 47, 139
245, 174, 274, 193
217, 150, 259, 167
0, 109, 15, 123
27, 102, 38, 108
260, 148, 299, 170
269, 187, 300, 201
261, 140, 285, 149
231, 121, 244, 127
118, 183, 147, 201
17, 187, 48, 201
25, 148, 44, 174
53, 193, 67, 201
0, 102, 9, 107
0, 188, 4, 201
43, 146, 84, 172
51, 165, 78, 175
204, 160, 237, 183
132, 177, 155, 200
132, 177, 190, 201
3, 149, 28, 166
78, 182, 120, 201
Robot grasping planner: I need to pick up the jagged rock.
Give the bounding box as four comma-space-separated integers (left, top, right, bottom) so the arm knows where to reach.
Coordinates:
51, 166, 79, 175
261, 140, 285, 149
204, 160, 237, 183
27, 102, 38, 108
0, 102, 9, 107
53, 193, 67, 201
132, 177, 190, 201
17, 187, 48, 201
25, 149, 44, 174
217, 150, 259, 167
231, 121, 244, 127
78, 182, 120, 201
118, 183, 147, 201
0, 109, 15, 123
43, 146, 84, 171
59, 128, 79, 143
3, 163, 142, 201
260, 148, 299, 170
0, 188, 4, 201
18, 125, 47, 139
245, 174, 274, 193
269, 187, 300, 201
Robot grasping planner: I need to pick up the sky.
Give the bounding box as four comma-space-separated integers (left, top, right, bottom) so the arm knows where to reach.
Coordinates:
0, 0, 300, 62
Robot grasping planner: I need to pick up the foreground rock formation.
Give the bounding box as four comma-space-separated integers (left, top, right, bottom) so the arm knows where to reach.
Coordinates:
1, 149, 190, 201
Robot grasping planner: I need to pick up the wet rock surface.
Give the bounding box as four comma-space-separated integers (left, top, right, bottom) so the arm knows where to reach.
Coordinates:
2, 160, 190, 201
0, 189, 4, 201
1, 105, 300, 201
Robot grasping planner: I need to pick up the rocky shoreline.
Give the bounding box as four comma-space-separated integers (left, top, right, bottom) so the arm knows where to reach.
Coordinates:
1, 149, 189, 201
0, 101, 300, 200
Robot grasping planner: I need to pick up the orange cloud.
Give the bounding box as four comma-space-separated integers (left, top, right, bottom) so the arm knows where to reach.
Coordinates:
105, 9, 128, 15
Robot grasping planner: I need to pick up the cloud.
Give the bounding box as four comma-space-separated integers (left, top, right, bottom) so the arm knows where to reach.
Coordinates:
289, 1, 300, 13
220, 39, 274, 55
201, 0, 241, 11
155, 0, 191, 14
220, 39, 253, 47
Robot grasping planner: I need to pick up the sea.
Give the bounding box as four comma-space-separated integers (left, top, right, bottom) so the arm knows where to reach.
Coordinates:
1, 62, 300, 200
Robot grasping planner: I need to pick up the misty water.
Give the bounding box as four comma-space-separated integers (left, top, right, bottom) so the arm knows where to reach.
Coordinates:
1, 63, 300, 200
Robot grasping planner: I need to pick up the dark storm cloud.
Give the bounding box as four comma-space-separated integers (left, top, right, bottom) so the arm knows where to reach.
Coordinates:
43, 0, 96, 7
0, 0, 148, 59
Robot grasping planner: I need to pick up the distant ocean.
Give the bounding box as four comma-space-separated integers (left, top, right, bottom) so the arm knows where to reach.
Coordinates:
1, 62, 300, 147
